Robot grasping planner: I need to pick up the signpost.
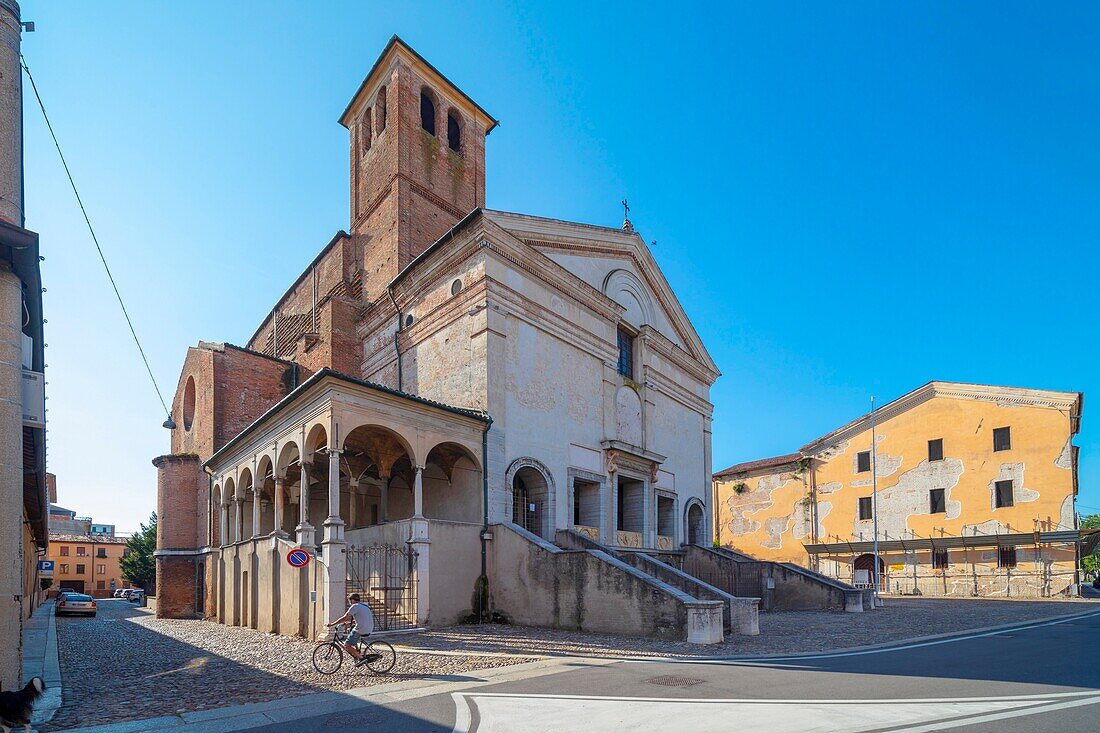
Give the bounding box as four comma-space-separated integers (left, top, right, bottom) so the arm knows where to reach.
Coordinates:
287, 548, 311, 568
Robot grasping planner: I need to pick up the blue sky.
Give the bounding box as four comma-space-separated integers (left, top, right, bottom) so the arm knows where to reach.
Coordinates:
20, 2, 1099, 532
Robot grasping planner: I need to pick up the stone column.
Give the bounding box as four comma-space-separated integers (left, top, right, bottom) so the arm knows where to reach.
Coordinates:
219, 503, 229, 546
323, 450, 344, 543
273, 477, 287, 538
379, 474, 389, 522
321, 449, 347, 634
234, 497, 243, 543
642, 479, 654, 548
296, 462, 315, 547
348, 478, 359, 529
408, 464, 430, 625
251, 483, 261, 538
410, 465, 428, 541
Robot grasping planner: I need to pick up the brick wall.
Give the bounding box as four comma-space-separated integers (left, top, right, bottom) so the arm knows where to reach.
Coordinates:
155, 555, 197, 619
352, 57, 488, 307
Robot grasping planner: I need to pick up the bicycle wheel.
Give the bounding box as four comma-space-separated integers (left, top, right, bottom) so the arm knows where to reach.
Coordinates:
364, 639, 396, 674
312, 641, 344, 675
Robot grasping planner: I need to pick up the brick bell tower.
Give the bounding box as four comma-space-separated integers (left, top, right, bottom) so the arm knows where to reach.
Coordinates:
340, 36, 497, 300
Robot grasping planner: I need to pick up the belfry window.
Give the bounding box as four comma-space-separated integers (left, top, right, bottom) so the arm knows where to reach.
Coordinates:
420, 89, 436, 135
361, 108, 372, 152
377, 86, 387, 133
447, 111, 461, 153
616, 326, 635, 380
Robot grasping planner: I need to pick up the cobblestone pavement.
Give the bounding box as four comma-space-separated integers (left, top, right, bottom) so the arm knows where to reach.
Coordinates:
405, 597, 1099, 659
46, 600, 536, 731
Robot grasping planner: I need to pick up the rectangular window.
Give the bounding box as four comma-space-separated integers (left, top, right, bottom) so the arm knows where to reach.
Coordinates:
96, 564, 106, 575
932, 549, 949, 569
995, 480, 1014, 508
856, 451, 871, 473
97, 581, 106, 591
96, 548, 107, 558
76, 546, 86, 557
928, 438, 944, 462
616, 326, 635, 380
60, 546, 69, 557
574, 489, 581, 526
76, 564, 85, 575
59, 564, 69, 574
993, 426, 1011, 452
998, 546, 1017, 568
858, 496, 873, 520
929, 488, 946, 514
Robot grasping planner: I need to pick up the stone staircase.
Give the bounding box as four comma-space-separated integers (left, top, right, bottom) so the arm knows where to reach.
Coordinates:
554, 530, 760, 634
487, 523, 728, 643
692, 545, 870, 612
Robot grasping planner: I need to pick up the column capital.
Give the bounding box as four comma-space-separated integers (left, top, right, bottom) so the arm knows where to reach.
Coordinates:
414, 464, 426, 473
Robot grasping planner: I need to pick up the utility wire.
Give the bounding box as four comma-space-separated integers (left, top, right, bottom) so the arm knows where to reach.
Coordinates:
20, 55, 172, 419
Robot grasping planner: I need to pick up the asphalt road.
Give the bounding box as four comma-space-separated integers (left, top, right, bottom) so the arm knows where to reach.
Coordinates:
243, 607, 1100, 732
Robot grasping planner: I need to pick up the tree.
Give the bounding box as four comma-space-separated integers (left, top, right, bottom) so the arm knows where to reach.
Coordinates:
121, 512, 157, 594
1081, 514, 1100, 581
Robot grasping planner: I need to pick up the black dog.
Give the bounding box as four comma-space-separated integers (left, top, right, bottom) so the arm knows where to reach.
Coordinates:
0, 676, 44, 733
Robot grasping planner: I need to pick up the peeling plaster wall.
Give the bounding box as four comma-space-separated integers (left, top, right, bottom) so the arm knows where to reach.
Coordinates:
715, 395, 1079, 566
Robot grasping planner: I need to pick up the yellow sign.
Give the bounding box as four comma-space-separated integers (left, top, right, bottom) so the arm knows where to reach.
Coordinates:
889, 564, 905, 571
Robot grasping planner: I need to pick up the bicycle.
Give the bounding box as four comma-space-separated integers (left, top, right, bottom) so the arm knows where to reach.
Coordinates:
312, 624, 397, 675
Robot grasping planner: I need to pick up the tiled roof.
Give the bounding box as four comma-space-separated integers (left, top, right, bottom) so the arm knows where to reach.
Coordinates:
713, 452, 804, 479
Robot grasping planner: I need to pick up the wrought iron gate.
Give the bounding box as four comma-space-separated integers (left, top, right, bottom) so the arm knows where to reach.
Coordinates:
346, 544, 419, 631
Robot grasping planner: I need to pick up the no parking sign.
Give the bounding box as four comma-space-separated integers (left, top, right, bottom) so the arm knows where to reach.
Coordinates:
286, 548, 311, 568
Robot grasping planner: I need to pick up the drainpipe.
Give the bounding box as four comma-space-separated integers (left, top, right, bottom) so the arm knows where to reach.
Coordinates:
386, 285, 403, 392
479, 416, 494, 622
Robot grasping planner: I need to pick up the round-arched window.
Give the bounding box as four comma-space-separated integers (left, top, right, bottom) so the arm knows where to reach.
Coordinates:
182, 376, 196, 431
450, 278, 463, 296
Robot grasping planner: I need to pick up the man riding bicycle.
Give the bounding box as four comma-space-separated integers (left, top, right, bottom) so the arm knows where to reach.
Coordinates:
327, 593, 379, 667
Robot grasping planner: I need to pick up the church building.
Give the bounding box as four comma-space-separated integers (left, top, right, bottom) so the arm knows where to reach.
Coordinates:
153, 37, 749, 644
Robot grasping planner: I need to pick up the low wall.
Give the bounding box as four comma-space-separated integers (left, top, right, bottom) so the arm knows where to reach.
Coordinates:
490, 523, 722, 643
214, 536, 325, 638
769, 563, 849, 611
349, 519, 485, 626
683, 546, 857, 612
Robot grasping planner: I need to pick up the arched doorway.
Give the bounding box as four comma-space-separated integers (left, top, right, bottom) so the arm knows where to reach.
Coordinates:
508, 460, 553, 540
853, 553, 885, 589
685, 501, 705, 546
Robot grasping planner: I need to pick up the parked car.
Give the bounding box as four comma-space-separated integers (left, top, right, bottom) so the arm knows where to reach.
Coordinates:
113, 588, 128, 598
123, 588, 145, 602
56, 593, 96, 617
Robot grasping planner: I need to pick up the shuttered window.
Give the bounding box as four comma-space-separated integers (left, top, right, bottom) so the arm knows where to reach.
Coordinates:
858, 496, 873, 520
928, 438, 944, 462
856, 451, 871, 473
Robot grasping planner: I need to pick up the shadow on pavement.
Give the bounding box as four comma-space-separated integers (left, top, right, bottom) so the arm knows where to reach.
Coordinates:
45, 600, 436, 732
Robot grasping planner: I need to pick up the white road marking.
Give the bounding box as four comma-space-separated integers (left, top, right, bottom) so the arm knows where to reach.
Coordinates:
450, 690, 1100, 733
622, 608, 1100, 665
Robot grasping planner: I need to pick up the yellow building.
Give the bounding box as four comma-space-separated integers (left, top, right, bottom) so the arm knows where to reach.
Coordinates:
48, 534, 132, 598
714, 382, 1084, 598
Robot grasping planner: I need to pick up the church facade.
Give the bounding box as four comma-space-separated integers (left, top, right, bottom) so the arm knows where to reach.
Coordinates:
154, 37, 738, 643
